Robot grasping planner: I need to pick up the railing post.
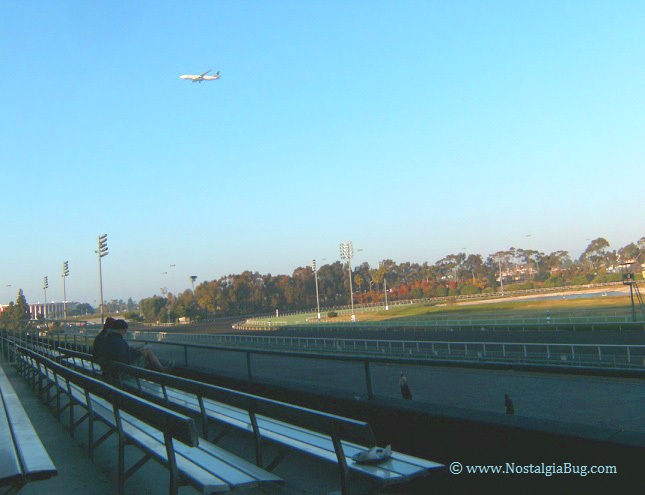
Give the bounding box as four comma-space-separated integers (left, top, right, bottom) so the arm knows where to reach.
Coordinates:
364, 360, 373, 400
246, 351, 254, 381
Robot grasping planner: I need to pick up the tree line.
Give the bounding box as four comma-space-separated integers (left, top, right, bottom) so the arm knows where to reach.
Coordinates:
1, 237, 642, 327
137, 237, 644, 324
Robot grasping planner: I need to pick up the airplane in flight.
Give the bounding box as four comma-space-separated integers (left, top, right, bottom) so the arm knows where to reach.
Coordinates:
179, 69, 220, 83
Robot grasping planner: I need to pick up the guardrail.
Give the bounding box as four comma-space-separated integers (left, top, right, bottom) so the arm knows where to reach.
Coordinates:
125, 331, 645, 372
4, 328, 641, 371
233, 320, 645, 333
2, 330, 643, 402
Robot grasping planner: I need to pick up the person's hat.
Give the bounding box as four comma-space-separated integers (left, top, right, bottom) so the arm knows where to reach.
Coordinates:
104, 317, 128, 330
113, 319, 128, 330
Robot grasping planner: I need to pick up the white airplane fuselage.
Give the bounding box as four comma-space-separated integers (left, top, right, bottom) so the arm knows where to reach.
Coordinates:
179, 71, 220, 83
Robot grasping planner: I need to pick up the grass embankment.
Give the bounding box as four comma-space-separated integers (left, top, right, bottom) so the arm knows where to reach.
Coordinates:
386, 296, 633, 319
262, 293, 635, 326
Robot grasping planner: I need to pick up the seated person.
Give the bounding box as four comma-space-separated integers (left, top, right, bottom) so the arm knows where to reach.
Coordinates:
93, 317, 173, 372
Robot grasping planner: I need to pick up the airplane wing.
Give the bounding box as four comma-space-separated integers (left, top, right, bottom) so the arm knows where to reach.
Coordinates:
199, 69, 212, 77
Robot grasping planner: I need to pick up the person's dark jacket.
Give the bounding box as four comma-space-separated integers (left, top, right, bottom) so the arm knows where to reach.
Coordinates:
92, 328, 141, 364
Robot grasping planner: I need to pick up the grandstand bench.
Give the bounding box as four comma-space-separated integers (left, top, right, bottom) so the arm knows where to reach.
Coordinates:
57, 347, 103, 377
16, 346, 283, 495
0, 364, 57, 494
100, 358, 445, 495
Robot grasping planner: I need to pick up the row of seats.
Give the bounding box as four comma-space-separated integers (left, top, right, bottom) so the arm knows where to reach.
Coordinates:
16, 345, 282, 494
57, 345, 444, 494
0, 361, 57, 494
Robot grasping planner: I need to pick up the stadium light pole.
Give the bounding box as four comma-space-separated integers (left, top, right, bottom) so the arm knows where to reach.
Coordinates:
339, 241, 355, 319
495, 254, 505, 296
43, 276, 49, 327
312, 259, 321, 320
97, 234, 109, 325
62, 261, 69, 320
170, 264, 176, 297
379, 261, 389, 310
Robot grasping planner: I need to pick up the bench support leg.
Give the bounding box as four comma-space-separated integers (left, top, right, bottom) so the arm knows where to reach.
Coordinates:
125, 453, 152, 480
331, 433, 351, 495
266, 449, 290, 472
210, 425, 230, 444
164, 431, 180, 495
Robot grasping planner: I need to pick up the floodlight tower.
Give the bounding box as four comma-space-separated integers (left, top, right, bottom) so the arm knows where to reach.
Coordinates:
339, 241, 355, 318
43, 276, 49, 325
62, 261, 69, 319
97, 234, 109, 325
312, 259, 321, 320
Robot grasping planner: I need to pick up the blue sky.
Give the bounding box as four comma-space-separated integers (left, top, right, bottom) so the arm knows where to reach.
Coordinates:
1, 1, 643, 305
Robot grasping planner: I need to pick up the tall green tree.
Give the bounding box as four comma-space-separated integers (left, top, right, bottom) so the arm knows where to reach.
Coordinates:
580, 237, 610, 272
0, 289, 31, 331
139, 296, 168, 323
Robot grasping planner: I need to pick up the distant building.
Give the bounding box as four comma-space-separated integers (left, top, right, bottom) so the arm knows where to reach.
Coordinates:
29, 302, 79, 320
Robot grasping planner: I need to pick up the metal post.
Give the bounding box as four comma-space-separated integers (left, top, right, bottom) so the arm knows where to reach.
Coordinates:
313, 260, 321, 320
340, 242, 355, 318
99, 255, 104, 324
630, 283, 636, 322
364, 361, 373, 400
97, 234, 108, 326
62, 261, 69, 320
384, 275, 389, 311
246, 351, 253, 381
43, 276, 49, 330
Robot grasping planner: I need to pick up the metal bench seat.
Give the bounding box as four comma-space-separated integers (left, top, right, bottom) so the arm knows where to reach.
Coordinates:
0, 364, 57, 494
54, 347, 444, 493
150, 380, 440, 482
62, 356, 99, 374
16, 347, 283, 495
